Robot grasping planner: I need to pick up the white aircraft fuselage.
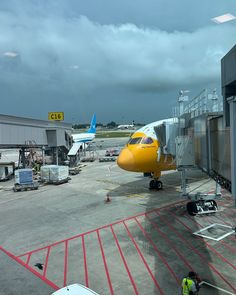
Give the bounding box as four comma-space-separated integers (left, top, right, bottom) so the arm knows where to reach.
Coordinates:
72, 132, 95, 143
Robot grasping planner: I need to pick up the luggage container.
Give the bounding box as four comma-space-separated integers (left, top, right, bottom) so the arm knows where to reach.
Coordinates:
41, 165, 69, 184
14, 168, 39, 191
15, 168, 33, 184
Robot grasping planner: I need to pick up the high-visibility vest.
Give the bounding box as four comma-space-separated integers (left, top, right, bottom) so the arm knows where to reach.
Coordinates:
182, 277, 194, 295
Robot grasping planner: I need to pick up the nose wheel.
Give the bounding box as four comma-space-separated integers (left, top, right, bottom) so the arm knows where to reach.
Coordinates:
149, 179, 163, 190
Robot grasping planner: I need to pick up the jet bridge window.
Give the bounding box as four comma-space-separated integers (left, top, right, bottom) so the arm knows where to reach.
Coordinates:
141, 137, 153, 144
128, 137, 142, 144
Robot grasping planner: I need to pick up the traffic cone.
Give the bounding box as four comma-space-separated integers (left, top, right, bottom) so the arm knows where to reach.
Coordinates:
105, 193, 111, 203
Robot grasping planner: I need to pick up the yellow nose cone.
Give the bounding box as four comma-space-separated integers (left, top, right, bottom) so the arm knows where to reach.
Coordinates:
117, 148, 136, 171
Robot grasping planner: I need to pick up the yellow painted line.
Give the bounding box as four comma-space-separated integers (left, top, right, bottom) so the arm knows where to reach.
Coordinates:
96, 179, 122, 185
126, 193, 146, 199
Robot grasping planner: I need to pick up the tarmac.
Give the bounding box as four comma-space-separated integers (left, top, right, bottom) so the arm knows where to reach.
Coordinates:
0, 137, 235, 295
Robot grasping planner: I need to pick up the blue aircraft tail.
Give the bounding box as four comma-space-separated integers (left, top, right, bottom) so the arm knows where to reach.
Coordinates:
87, 114, 96, 133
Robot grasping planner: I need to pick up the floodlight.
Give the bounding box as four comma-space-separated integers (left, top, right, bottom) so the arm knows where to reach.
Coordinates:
212, 13, 236, 24
3, 51, 18, 57
69, 65, 79, 69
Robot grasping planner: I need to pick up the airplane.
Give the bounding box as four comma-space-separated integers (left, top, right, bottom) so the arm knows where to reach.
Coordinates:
68, 114, 96, 156
117, 121, 135, 130
72, 113, 96, 143
117, 118, 176, 189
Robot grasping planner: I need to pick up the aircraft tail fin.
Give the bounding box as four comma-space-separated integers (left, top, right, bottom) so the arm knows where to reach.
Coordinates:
87, 114, 96, 133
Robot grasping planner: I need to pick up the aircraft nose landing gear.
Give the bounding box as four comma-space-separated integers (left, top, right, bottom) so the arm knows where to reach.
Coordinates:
149, 179, 163, 190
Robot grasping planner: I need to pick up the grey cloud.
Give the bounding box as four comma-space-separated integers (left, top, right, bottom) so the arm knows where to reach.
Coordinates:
0, 2, 235, 122
1, 15, 234, 85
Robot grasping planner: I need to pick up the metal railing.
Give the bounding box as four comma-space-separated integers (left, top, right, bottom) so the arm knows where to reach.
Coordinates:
178, 89, 223, 118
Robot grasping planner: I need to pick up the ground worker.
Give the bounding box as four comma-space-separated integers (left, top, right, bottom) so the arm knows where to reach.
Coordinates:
182, 271, 200, 295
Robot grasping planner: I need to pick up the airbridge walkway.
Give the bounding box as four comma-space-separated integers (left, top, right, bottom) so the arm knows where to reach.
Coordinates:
0, 114, 72, 150
0, 113, 73, 166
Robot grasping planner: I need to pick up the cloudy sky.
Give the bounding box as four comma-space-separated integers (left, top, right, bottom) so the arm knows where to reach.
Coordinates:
0, 0, 236, 124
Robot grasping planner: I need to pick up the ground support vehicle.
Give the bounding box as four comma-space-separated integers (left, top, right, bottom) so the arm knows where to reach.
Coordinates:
69, 167, 81, 175
99, 157, 116, 162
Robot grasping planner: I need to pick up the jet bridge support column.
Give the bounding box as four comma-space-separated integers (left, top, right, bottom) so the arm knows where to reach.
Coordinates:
55, 147, 59, 165
228, 96, 236, 206
42, 146, 45, 165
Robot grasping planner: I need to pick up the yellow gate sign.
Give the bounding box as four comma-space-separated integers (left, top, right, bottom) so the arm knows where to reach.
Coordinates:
48, 112, 64, 121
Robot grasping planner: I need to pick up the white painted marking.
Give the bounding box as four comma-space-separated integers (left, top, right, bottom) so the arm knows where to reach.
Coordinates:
193, 223, 235, 241
199, 281, 235, 295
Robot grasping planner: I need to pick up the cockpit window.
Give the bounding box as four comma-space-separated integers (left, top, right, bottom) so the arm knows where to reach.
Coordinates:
128, 137, 142, 144
141, 137, 153, 144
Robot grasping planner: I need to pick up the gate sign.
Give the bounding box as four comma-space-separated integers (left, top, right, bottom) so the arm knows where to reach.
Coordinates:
48, 112, 64, 121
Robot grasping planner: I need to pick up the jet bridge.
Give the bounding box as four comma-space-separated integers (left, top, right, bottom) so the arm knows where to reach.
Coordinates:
153, 46, 236, 213
0, 114, 73, 167
154, 120, 179, 156
155, 89, 224, 215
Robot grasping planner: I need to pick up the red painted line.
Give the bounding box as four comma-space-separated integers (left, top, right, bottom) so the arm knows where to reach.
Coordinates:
213, 213, 233, 226
220, 207, 236, 218
110, 225, 139, 295
207, 190, 217, 194
43, 246, 51, 277
215, 236, 236, 253
63, 240, 68, 287
97, 230, 114, 295
82, 235, 89, 288
155, 211, 236, 293
134, 217, 180, 284
26, 253, 31, 265
145, 213, 194, 271
18, 249, 39, 258
177, 214, 236, 271
0, 247, 59, 290
123, 221, 164, 295
18, 200, 186, 258
218, 210, 236, 222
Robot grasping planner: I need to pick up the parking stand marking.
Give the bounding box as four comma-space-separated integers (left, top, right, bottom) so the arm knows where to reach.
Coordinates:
110, 225, 139, 295
155, 211, 236, 294
0, 246, 59, 291
175, 213, 236, 271
64, 240, 69, 287
134, 217, 180, 284
97, 230, 114, 295
123, 220, 164, 295
43, 246, 51, 277
145, 214, 193, 271
82, 235, 89, 288
15, 200, 236, 294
